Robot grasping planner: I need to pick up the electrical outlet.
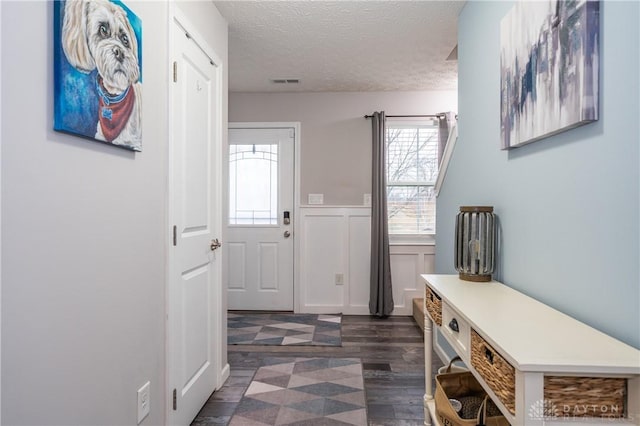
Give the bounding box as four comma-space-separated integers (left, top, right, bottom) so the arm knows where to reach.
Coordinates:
335, 273, 344, 286
137, 381, 150, 424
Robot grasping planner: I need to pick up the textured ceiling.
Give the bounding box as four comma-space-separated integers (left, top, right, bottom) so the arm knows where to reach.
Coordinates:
214, 1, 464, 92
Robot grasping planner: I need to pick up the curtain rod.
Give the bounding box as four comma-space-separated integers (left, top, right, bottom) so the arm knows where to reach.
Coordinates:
363, 114, 443, 119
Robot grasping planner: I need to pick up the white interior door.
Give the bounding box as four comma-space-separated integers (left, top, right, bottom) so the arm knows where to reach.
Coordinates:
168, 18, 222, 425
227, 127, 294, 311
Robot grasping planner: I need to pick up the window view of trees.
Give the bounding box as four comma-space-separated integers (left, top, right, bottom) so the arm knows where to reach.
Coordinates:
386, 124, 439, 234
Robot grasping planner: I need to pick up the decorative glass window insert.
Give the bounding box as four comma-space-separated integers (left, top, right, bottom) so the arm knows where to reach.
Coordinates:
229, 144, 278, 225
386, 123, 438, 234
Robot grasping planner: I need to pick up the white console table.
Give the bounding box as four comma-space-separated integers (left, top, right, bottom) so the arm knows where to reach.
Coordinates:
422, 274, 640, 426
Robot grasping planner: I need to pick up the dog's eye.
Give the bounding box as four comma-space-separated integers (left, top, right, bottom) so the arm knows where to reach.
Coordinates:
99, 24, 109, 38
120, 33, 130, 48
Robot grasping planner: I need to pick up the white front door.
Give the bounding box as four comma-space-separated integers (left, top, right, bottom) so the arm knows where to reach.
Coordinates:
168, 18, 223, 425
227, 127, 295, 311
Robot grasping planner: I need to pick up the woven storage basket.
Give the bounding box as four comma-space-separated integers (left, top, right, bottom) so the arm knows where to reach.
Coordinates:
471, 330, 516, 415
425, 286, 442, 326
544, 376, 627, 419
435, 370, 510, 426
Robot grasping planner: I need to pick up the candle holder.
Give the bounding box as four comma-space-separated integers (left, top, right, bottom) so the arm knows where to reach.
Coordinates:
455, 206, 496, 282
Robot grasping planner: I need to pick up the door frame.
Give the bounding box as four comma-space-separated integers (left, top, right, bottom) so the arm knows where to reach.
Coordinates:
227, 122, 301, 312
166, 7, 228, 423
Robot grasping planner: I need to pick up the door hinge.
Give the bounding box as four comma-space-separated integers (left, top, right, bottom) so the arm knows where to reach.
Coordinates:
173, 61, 177, 82
172, 388, 177, 410
173, 225, 177, 246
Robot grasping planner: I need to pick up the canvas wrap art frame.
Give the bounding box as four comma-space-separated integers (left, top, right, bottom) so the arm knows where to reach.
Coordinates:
54, 0, 143, 151
500, 0, 599, 149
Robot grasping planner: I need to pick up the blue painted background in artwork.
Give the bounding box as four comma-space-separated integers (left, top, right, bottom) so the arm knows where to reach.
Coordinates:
53, 0, 142, 141
114, 0, 143, 81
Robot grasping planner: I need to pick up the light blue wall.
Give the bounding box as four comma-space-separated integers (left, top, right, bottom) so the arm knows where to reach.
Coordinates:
436, 1, 640, 348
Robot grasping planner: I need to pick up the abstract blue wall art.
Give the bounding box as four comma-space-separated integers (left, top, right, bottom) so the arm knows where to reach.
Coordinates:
500, 0, 599, 149
54, 0, 142, 151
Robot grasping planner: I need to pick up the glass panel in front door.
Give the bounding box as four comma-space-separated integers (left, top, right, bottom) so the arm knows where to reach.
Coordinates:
229, 143, 278, 225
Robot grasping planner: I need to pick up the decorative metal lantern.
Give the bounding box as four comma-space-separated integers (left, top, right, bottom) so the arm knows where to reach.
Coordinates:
455, 206, 496, 282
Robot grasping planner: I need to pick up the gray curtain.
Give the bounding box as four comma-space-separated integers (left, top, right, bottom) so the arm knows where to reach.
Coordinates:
369, 111, 394, 317
437, 112, 456, 165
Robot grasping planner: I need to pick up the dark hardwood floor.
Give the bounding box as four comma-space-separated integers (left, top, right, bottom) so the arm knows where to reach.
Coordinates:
192, 314, 444, 426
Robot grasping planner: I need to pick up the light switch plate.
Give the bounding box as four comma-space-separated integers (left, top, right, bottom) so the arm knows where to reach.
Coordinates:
308, 194, 324, 205
363, 194, 371, 207
137, 381, 150, 424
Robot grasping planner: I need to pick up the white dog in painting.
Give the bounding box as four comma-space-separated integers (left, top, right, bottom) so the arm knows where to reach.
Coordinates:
62, 0, 142, 151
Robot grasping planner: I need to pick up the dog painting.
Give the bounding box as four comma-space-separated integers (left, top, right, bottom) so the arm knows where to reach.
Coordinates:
54, 0, 142, 151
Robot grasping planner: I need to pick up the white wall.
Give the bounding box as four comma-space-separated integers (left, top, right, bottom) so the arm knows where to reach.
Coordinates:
1, 1, 227, 424
230, 91, 457, 206
299, 207, 434, 315
437, 1, 640, 349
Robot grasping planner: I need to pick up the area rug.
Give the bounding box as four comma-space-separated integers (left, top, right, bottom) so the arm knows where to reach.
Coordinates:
228, 313, 342, 346
229, 357, 367, 426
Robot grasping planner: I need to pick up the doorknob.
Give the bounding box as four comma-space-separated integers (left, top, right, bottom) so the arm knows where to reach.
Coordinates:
284, 231, 291, 238
210, 238, 222, 251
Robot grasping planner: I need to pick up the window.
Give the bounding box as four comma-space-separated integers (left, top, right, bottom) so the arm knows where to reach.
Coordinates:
386, 121, 439, 235
229, 143, 278, 225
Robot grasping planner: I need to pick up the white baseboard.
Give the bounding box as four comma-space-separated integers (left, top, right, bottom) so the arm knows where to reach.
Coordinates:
218, 363, 230, 391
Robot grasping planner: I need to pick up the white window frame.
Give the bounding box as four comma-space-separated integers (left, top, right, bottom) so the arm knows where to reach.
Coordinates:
385, 120, 439, 245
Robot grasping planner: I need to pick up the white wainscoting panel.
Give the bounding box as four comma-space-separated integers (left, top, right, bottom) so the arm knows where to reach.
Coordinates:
300, 211, 346, 310
389, 245, 436, 315
299, 206, 435, 315
348, 214, 371, 312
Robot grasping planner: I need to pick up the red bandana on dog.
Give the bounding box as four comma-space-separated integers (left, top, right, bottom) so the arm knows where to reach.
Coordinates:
97, 77, 136, 142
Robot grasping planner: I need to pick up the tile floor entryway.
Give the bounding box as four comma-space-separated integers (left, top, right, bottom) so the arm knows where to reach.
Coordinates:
228, 357, 366, 425
192, 315, 444, 425
228, 313, 342, 346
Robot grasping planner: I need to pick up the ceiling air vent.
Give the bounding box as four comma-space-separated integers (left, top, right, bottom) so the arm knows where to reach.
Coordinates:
271, 79, 300, 84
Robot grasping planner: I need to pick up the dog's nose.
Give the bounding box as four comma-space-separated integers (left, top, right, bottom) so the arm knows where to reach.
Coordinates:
113, 46, 124, 63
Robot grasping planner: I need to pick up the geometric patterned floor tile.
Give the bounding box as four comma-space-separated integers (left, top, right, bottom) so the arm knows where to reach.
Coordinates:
245, 381, 285, 396
290, 382, 361, 397
229, 357, 367, 425
228, 313, 342, 346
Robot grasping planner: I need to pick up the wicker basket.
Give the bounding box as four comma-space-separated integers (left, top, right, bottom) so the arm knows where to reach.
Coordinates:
544, 376, 627, 418
471, 330, 516, 415
435, 370, 510, 426
425, 286, 442, 326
